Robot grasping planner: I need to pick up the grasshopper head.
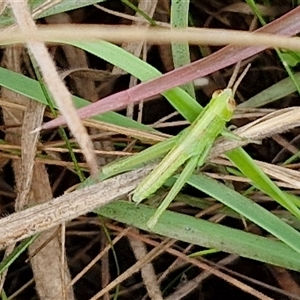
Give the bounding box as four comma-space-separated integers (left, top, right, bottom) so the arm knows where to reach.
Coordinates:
211, 88, 236, 121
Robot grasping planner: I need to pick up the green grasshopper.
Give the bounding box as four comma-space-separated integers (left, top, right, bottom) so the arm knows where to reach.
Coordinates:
103, 66, 248, 229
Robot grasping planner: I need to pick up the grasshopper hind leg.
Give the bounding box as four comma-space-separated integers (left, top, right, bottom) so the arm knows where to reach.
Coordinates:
146, 155, 199, 229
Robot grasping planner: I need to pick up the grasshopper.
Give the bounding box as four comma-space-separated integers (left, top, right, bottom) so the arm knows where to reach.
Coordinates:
103, 65, 248, 229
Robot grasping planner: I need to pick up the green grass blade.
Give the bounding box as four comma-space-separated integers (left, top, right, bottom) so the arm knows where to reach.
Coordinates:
246, 0, 300, 98
121, 0, 157, 25
187, 172, 300, 254
226, 147, 300, 220
171, 0, 195, 98
0, 67, 151, 131
0, 235, 38, 274
0, 0, 106, 26
96, 200, 300, 271
34, 0, 106, 19
68, 41, 202, 122
0, 40, 202, 127
239, 72, 300, 108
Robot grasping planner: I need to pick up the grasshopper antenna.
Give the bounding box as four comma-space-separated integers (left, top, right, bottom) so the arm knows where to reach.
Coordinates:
227, 62, 251, 94
233, 63, 251, 94
227, 61, 241, 89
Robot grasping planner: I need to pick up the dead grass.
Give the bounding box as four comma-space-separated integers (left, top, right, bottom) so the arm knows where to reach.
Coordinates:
1, 1, 300, 300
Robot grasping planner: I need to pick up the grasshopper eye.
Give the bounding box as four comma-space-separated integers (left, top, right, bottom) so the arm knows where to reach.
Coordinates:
212, 90, 222, 98
227, 97, 236, 111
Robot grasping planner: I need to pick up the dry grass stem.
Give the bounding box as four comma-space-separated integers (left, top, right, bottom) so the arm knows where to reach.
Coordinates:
0, 164, 154, 249
0, 25, 300, 51
9, 1, 99, 175
109, 226, 273, 300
